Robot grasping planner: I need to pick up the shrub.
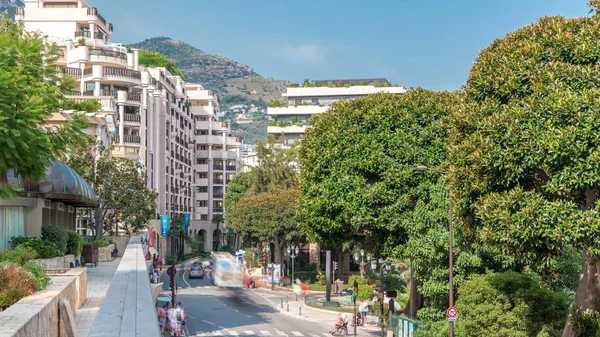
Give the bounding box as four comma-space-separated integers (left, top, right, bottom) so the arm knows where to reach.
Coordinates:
22, 261, 50, 291
295, 262, 318, 283
0, 245, 37, 264
316, 271, 327, 285
357, 284, 374, 301
0, 263, 36, 310
66, 230, 84, 257
348, 275, 368, 287
20, 238, 62, 259
41, 224, 68, 254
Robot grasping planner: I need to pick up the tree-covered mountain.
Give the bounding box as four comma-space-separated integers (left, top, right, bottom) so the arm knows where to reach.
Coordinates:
0, 0, 24, 18
130, 37, 288, 108
131, 37, 288, 144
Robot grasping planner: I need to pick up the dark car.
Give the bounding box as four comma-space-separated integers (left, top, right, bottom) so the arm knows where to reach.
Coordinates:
189, 265, 204, 279
341, 288, 353, 296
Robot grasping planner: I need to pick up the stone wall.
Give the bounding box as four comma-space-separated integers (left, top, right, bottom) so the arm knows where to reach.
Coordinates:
0, 268, 87, 337
109, 236, 130, 257
33, 254, 77, 270
98, 244, 115, 262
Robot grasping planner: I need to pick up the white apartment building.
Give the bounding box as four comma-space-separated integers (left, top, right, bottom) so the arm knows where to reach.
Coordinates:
186, 84, 242, 251
16, 0, 196, 256
267, 78, 407, 142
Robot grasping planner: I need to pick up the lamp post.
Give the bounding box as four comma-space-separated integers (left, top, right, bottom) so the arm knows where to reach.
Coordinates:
416, 164, 453, 337
354, 249, 370, 277
287, 244, 299, 283
371, 259, 392, 335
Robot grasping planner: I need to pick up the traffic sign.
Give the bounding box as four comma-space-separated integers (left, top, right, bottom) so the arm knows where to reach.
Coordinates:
447, 307, 458, 321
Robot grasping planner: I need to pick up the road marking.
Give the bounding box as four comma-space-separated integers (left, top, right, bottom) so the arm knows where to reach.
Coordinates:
227, 330, 239, 336
260, 331, 271, 336
234, 309, 240, 312
275, 330, 287, 336
213, 331, 223, 336
202, 320, 215, 325
219, 326, 226, 329
291, 332, 303, 337
309, 334, 320, 337
182, 271, 192, 288
244, 330, 255, 335
246, 314, 252, 318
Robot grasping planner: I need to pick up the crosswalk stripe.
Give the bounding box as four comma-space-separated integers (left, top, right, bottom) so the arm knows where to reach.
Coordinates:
244, 331, 255, 335
275, 330, 287, 336
213, 332, 223, 336
228, 330, 239, 336
309, 334, 320, 337
291, 332, 303, 337
260, 331, 271, 336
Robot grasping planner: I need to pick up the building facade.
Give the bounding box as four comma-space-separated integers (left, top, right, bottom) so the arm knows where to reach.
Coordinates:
267, 79, 407, 142
187, 84, 242, 252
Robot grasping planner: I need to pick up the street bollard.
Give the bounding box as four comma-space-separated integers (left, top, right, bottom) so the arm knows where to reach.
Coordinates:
299, 307, 301, 316
287, 303, 289, 312
281, 298, 283, 308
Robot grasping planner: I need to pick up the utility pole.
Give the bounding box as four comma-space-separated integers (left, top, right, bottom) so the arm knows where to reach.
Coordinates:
170, 227, 176, 307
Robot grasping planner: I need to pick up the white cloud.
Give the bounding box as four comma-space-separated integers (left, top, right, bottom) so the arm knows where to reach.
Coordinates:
282, 43, 328, 65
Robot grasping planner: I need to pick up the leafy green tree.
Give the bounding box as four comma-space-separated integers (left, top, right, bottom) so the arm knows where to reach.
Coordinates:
224, 172, 252, 223
299, 90, 504, 320
228, 189, 301, 263
0, 13, 87, 198
249, 135, 298, 194
449, 3, 600, 335
62, 139, 157, 239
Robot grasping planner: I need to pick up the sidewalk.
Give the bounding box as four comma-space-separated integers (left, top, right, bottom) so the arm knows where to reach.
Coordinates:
252, 288, 383, 337
75, 257, 122, 337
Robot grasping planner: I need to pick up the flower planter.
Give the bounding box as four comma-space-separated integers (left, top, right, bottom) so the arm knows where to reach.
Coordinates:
98, 244, 116, 262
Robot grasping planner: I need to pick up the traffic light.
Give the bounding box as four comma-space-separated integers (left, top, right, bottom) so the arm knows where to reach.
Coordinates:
353, 280, 359, 297
333, 261, 338, 271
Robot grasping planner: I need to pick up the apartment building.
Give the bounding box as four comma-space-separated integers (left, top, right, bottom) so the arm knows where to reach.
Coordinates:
16, 1, 194, 257
186, 84, 242, 251
267, 78, 407, 142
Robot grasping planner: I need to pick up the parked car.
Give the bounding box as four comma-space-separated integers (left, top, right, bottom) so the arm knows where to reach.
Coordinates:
189, 265, 204, 279
341, 288, 353, 296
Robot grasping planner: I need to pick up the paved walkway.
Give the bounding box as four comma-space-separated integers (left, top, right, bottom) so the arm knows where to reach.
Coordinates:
75, 257, 122, 337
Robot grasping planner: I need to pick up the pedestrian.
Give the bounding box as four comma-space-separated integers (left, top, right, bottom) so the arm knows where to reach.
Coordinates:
164, 303, 171, 335
167, 304, 180, 336
153, 270, 160, 284
157, 304, 167, 334
175, 301, 186, 336
359, 299, 369, 325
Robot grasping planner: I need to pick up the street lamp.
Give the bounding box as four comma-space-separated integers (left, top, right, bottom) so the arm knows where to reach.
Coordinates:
354, 249, 370, 277
287, 244, 300, 283
416, 164, 454, 337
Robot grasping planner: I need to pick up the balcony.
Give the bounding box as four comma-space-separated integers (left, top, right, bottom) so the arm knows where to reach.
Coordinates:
213, 194, 224, 199
103, 67, 141, 86
213, 207, 224, 213
112, 144, 140, 159
59, 66, 82, 77
213, 165, 224, 170
267, 125, 309, 134
101, 90, 118, 98
89, 47, 127, 66
213, 179, 223, 184
226, 165, 236, 171
123, 113, 141, 124
113, 134, 141, 144
127, 93, 141, 103
74, 30, 91, 38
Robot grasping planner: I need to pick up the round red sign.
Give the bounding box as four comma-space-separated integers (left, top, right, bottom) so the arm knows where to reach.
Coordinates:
447, 307, 458, 318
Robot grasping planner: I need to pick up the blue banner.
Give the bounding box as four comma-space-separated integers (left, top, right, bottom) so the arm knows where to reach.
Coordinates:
184, 213, 190, 232
161, 215, 169, 237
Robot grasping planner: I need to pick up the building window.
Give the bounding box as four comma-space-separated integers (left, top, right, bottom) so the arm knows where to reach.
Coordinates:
311, 98, 319, 104
197, 158, 207, 164
197, 172, 206, 179
196, 186, 207, 193
196, 201, 207, 207
295, 98, 302, 105
200, 214, 208, 221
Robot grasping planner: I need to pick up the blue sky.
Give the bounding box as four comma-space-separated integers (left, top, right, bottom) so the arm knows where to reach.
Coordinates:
99, 0, 588, 91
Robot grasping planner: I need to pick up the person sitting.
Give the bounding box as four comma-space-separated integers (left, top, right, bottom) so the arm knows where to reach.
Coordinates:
330, 316, 345, 334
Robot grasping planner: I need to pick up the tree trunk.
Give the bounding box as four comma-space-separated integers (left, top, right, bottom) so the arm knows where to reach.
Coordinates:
562, 247, 600, 337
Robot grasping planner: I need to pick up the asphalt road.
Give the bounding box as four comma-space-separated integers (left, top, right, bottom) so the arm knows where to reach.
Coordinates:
159, 263, 333, 337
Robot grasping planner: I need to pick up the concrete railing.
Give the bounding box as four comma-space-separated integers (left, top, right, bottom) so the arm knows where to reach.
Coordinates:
0, 268, 87, 337
88, 236, 161, 337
